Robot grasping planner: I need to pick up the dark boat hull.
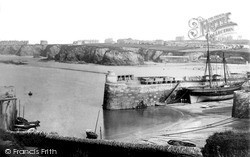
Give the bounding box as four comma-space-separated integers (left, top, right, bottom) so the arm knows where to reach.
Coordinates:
187, 85, 242, 103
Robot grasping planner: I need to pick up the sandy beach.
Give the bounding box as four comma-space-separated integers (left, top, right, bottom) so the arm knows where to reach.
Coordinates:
130, 99, 249, 147
0, 55, 249, 148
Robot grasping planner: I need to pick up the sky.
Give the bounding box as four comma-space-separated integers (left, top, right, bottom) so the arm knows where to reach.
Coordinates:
0, 0, 249, 44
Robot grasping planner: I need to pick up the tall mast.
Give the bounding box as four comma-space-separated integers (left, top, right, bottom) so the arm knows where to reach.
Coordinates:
223, 52, 227, 84
206, 33, 212, 88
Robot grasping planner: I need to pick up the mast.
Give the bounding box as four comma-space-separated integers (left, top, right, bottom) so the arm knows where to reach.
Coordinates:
223, 52, 227, 84
206, 33, 212, 88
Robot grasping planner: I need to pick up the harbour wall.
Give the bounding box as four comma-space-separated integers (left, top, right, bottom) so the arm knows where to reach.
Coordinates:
103, 82, 179, 110
0, 86, 17, 130
103, 71, 249, 110
232, 90, 250, 118
103, 71, 187, 110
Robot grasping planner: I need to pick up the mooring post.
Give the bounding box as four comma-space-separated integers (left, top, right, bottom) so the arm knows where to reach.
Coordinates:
100, 126, 102, 139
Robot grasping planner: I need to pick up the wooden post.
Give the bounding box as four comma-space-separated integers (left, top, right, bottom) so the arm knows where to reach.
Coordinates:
94, 110, 100, 133
0, 101, 3, 129
100, 126, 102, 139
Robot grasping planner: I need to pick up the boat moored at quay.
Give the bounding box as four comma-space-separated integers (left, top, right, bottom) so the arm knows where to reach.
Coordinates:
103, 70, 249, 110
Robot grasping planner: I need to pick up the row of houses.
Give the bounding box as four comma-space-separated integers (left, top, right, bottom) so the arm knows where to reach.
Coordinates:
0, 40, 49, 45
116, 38, 165, 45
112, 37, 249, 50
73, 40, 99, 45
0, 40, 29, 45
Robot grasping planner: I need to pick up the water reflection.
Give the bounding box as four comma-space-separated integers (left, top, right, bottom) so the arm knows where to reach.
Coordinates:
103, 106, 183, 139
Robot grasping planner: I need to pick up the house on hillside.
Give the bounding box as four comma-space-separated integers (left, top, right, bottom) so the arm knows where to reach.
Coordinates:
0, 40, 29, 45
154, 40, 164, 45
40, 40, 48, 45
73, 40, 99, 45
117, 38, 140, 44
105, 38, 115, 44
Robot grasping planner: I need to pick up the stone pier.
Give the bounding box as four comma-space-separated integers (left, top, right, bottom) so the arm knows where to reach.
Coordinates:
103, 71, 181, 110
232, 90, 250, 119
0, 86, 17, 130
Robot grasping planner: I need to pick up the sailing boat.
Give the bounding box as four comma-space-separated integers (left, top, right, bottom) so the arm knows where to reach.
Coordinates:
185, 34, 244, 103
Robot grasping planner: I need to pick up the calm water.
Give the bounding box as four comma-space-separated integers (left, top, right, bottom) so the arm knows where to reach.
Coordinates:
0, 63, 184, 140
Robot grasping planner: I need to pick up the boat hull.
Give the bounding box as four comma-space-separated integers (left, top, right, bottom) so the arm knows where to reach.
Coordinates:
189, 93, 234, 103
187, 85, 242, 103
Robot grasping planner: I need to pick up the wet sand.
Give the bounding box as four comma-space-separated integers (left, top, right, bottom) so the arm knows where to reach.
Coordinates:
125, 100, 250, 147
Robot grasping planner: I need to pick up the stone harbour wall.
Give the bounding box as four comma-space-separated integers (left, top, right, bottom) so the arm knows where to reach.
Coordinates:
103, 82, 178, 110
232, 90, 250, 118
0, 86, 17, 130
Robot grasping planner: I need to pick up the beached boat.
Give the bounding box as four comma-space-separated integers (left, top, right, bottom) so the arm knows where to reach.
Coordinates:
86, 129, 98, 139
185, 34, 245, 103
14, 117, 40, 130
187, 83, 243, 103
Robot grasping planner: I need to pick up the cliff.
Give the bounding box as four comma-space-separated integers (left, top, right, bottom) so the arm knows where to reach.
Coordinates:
0, 45, 22, 55
0, 45, 45, 57
41, 44, 61, 59
0, 44, 250, 65
54, 45, 144, 65
16, 45, 45, 57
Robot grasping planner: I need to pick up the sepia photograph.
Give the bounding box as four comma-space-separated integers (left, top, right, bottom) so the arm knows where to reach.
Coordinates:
0, 0, 249, 156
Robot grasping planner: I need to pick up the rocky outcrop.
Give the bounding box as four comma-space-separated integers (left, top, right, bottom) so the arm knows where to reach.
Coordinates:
41, 45, 61, 59
0, 45, 22, 55
16, 45, 44, 57
153, 50, 164, 61
139, 49, 155, 61
101, 49, 143, 65
139, 49, 167, 62
55, 45, 144, 65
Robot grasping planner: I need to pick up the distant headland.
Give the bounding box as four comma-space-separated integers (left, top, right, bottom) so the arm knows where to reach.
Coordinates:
0, 39, 249, 66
